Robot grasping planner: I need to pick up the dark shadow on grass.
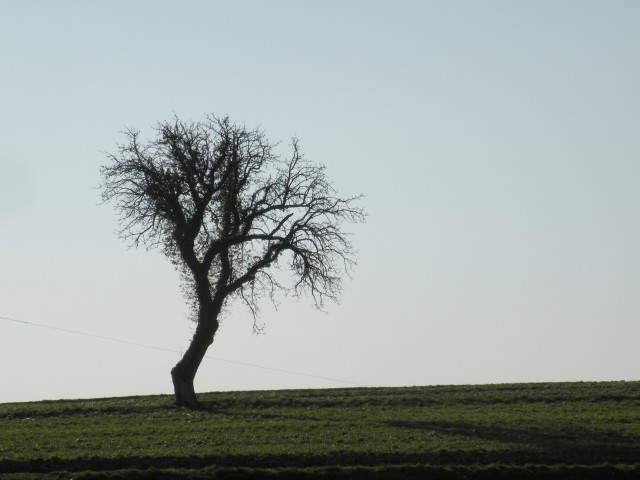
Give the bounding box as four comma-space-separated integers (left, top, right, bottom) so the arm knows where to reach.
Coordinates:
1, 404, 179, 420
386, 419, 640, 460
196, 400, 323, 422
3, 445, 640, 476
68, 464, 640, 480
2, 401, 324, 422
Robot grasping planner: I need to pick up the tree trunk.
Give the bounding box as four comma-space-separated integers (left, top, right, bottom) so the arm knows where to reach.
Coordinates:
171, 319, 218, 409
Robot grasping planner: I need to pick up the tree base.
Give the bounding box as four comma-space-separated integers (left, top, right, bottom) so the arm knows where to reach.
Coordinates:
171, 367, 201, 409
170, 314, 219, 409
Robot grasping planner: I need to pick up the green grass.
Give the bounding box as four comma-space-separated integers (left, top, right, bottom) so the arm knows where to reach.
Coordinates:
1, 381, 639, 479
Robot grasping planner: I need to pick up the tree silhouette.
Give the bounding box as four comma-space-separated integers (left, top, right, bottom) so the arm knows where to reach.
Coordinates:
101, 115, 365, 408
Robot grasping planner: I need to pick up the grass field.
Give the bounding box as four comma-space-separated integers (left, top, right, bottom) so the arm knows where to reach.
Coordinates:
1, 381, 639, 479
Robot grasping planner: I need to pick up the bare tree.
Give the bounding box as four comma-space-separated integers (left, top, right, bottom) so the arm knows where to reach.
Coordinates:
100, 115, 365, 408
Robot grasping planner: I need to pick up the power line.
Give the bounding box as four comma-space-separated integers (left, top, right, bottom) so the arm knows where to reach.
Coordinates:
0, 315, 177, 353
0, 315, 364, 387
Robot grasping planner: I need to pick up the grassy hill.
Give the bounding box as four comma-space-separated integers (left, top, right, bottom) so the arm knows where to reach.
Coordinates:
1, 381, 639, 479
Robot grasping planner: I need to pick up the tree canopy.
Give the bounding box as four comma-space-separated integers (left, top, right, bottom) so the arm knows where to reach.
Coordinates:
101, 115, 365, 407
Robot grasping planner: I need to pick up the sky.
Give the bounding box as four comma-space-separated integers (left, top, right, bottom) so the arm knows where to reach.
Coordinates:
1, 1, 639, 403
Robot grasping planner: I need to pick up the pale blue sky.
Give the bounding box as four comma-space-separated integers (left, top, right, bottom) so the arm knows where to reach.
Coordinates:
1, 1, 639, 403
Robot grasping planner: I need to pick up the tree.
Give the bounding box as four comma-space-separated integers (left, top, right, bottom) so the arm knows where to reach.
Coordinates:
100, 115, 365, 408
